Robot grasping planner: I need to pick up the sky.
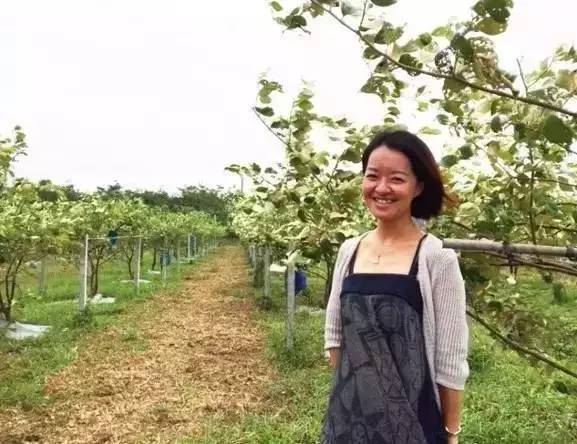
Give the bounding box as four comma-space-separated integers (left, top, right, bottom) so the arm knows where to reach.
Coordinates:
1, 0, 575, 194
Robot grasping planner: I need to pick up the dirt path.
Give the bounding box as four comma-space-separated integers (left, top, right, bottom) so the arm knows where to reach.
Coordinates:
3, 246, 274, 444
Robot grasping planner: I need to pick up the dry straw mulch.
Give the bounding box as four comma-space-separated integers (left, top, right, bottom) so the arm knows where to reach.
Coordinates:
3, 246, 274, 444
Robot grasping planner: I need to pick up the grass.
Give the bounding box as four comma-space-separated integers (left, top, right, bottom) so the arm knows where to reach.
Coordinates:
0, 249, 206, 411
191, 267, 577, 444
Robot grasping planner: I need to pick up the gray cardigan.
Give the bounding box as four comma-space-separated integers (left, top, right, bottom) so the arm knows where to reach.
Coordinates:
324, 232, 469, 407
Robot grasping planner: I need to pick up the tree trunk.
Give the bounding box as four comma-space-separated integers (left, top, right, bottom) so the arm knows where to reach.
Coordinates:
0, 290, 11, 322
152, 247, 157, 270
90, 254, 101, 296
1, 261, 22, 322
125, 244, 135, 280
323, 257, 335, 308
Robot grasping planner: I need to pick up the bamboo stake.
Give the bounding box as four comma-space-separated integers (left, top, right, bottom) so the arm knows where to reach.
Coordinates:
79, 235, 89, 312
263, 245, 271, 302
443, 239, 577, 259
286, 257, 295, 351
135, 237, 142, 297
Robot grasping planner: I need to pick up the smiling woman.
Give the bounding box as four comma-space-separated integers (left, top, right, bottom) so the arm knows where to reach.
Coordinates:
322, 130, 469, 444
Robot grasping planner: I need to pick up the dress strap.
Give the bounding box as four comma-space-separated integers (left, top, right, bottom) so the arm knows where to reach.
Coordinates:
347, 233, 369, 276
408, 234, 428, 277
347, 244, 360, 275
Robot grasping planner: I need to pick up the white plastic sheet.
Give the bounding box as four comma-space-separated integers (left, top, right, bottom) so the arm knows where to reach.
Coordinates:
0, 320, 50, 340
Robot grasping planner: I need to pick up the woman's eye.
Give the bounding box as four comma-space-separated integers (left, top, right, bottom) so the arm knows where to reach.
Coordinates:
365, 174, 377, 179
391, 177, 404, 183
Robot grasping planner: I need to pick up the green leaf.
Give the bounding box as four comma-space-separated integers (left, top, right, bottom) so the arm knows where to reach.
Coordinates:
450, 35, 474, 62
441, 154, 458, 167
472, 1, 486, 15
374, 22, 403, 44
475, 17, 507, 35
370, 0, 396, 6
297, 98, 313, 111
360, 77, 379, 94
483, 0, 512, 23
442, 100, 463, 117
488, 7, 510, 23
419, 127, 441, 135
431, 25, 453, 39
436, 114, 450, 125
555, 70, 577, 91
543, 115, 574, 145
363, 46, 381, 60
286, 14, 307, 29
490, 100, 500, 115
399, 54, 422, 74
490, 115, 502, 132
270, 1, 282, 12
418, 33, 432, 46
459, 144, 474, 159
443, 78, 466, 93
341, 146, 362, 163
255, 107, 274, 117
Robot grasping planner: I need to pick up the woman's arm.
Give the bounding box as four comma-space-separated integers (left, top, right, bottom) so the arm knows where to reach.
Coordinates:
327, 347, 341, 368
324, 243, 347, 360
438, 385, 462, 442
431, 250, 469, 438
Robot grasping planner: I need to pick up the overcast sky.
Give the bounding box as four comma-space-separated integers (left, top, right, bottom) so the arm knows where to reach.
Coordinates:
1, 0, 575, 193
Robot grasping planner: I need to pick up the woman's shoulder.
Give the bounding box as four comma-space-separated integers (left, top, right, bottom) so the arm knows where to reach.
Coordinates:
337, 234, 365, 259
422, 233, 459, 266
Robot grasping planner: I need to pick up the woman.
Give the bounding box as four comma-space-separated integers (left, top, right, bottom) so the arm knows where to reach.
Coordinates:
322, 130, 469, 444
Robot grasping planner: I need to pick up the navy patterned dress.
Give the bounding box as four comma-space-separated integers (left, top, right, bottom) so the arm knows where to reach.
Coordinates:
321, 235, 446, 444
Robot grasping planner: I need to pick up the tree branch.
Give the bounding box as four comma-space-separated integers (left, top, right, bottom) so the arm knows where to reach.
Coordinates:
252, 107, 289, 148
310, 0, 577, 118
516, 58, 529, 96
467, 309, 577, 379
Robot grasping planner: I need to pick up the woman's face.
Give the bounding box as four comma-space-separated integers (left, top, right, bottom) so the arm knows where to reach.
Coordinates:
362, 146, 423, 222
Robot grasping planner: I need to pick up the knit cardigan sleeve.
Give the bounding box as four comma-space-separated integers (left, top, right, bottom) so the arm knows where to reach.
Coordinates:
324, 241, 348, 350
431, 250, 470, 390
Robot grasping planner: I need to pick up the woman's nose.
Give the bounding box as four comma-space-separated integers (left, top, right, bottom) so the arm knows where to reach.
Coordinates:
375, 178, 391, 193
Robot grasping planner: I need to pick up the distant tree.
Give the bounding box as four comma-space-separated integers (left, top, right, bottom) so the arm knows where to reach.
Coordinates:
178, 185, 235, 223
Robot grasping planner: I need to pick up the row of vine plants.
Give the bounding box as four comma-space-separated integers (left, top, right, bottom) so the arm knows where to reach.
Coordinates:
0, 128, 226, 323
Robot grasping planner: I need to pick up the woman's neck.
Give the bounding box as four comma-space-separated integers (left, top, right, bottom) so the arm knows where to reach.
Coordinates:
374, 216, 422, 245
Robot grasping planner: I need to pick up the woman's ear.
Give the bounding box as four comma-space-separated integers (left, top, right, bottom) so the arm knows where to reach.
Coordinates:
414, 181, 424, 198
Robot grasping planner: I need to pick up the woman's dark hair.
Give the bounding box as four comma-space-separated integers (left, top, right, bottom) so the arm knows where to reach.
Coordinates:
361, 130, 450, 220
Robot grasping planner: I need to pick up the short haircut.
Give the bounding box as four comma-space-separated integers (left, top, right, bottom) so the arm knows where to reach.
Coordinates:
361, 130, 449, 219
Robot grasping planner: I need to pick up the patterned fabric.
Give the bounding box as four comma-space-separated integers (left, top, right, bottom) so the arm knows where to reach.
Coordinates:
324, 232, 470, 404
321, 237, 445, 444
